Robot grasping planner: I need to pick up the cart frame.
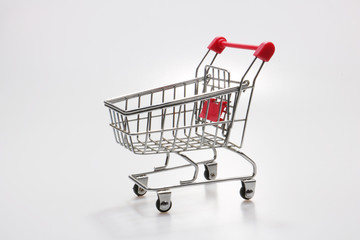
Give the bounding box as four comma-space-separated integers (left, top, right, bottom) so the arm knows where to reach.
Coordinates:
104, 36, 275, 212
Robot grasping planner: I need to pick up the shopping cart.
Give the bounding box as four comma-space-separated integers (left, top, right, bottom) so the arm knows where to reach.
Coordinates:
104, 36, 275, 212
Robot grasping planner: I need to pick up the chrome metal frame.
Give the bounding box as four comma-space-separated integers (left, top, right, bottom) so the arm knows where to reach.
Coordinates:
104, 49, 266, 210
128, 147, 256, 191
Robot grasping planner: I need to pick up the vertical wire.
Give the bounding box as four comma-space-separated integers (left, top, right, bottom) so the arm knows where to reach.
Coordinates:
212, 67, 215, 91
213, 95, 224, 147
218, 69, 220, 90
109, 109, 120, 144
185, 103, 197, 150
171, 105, 182, 151
195, 49, 210, 78
200, 98, 211, 148
143, 112, 151, 154
239, 60, 265, 148
124, 99, 134, 151
136, 95, 141, 142
114, 111, 125, 147
172, 86, 176, 136
119, 114, 129, 149
157, 89, 166, 153
157, 108, 167, 153
183, 83, 187, 135
124, 116, 135, 153
149, 93, 153, 139
225, 57, 259, 146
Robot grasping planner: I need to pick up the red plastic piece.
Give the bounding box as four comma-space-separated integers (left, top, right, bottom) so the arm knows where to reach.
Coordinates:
199, 98, 228, 122
253, 42, 275, 62
207, 36, 275, 61
222, 42, 258, 51
207, 36, 227, 54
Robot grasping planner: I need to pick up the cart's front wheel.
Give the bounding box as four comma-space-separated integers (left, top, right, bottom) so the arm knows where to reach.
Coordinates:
240, 186, 251, 200
133, 184, 147, 196
156, 199, 172, 213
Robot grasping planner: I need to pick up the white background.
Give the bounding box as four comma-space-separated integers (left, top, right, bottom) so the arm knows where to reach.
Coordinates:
1, 0, 360, 239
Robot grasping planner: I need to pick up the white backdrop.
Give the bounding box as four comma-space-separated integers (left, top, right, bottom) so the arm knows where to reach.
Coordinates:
1, 0, 359, 239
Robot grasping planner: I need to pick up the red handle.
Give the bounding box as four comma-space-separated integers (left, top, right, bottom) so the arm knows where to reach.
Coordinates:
207, 36, 275, 62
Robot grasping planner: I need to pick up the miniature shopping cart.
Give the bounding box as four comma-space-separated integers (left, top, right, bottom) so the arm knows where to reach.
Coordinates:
104, 36, 275, 212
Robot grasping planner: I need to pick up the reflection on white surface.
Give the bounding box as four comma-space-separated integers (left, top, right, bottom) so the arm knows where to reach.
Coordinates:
93, 183, 261, 240
94, 198, 173, 239
241, 201, 257, 224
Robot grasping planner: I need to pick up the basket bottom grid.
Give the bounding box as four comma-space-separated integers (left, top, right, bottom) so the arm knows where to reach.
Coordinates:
121, 132, 228, 154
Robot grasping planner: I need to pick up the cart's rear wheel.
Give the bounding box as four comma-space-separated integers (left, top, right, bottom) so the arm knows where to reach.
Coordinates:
156, 199, 172, 213
204, 168, 211, 180
204, 163, 217, 180
132, 184, 147, 196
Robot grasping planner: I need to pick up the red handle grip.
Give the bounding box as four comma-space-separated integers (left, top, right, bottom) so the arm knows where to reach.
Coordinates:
207, 36, 275, 62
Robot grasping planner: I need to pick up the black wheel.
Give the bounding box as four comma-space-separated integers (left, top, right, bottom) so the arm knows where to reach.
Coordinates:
156, 199, 172, 213
133, 184, 146, 196
240, 182, 252, 200
204, 165, 216, 180
204, 168, 211, 180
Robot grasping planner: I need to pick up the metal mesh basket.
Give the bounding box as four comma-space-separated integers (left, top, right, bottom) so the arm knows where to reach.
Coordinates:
105, 65, 246, 154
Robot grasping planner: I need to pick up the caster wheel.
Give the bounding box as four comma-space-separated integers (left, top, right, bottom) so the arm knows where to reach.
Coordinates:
156, 199, 172, 213
240, 186, 251, 200
204, 163, 217, 180
204, 168, 211, 180
240, 181, 255, 200
133, 184, 147, 196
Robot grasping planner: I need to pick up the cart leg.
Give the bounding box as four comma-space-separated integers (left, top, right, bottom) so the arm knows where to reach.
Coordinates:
204, 147, 217, 164
156, 190, 172, 213
226, 147, 257, 178
240, 179, 256, 200
132, 175, 148, 196
176, 153, 199, 185
204, 162, 217, 180
154, 153, 170, 171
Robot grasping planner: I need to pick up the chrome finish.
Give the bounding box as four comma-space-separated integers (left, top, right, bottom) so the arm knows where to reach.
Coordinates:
204, 162, 217, 180
127, 145, 256, 192
227, 147, 257, 178
137, 175, 148, 186
157, 190, 172, 212
209, 147, 217, 163
104, 61, 259, 154
177, 152, 199, 185
195, 49, 210, 78
105, 47, 268, 210
239, 59, 265, 148
154, 152, 170, 171
135, 175, 148, 195
242, 179, 256, 199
